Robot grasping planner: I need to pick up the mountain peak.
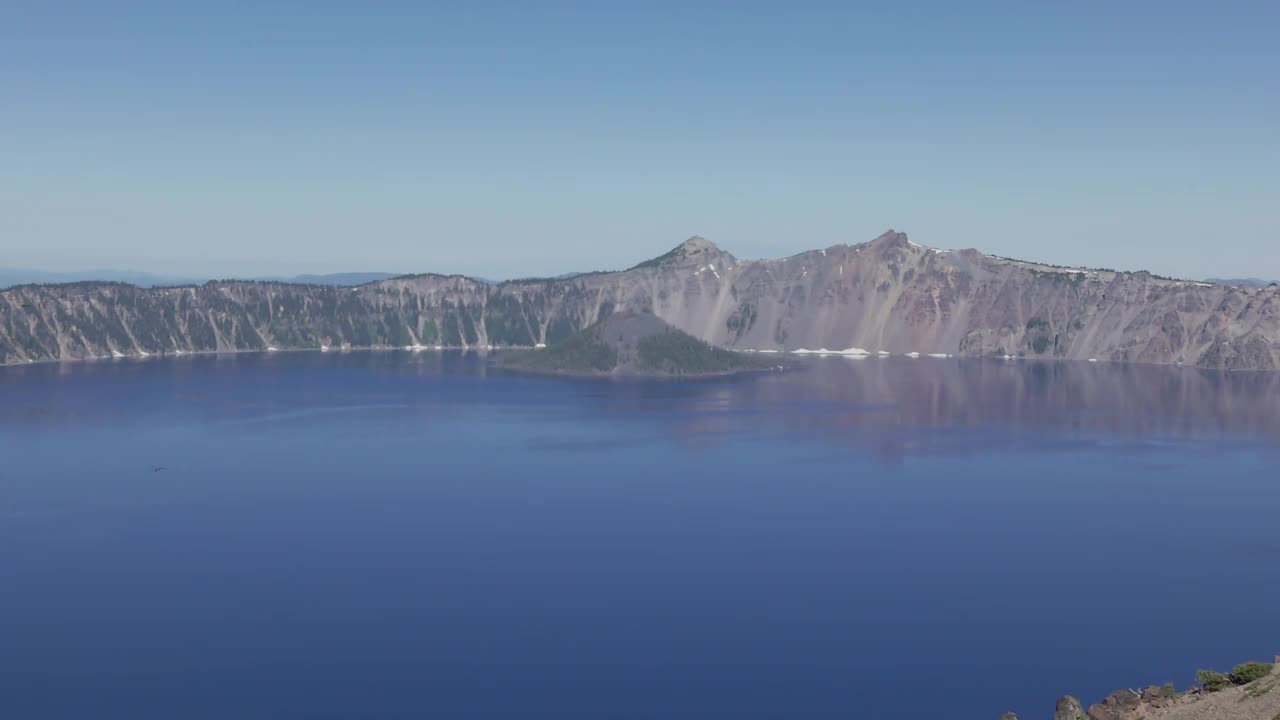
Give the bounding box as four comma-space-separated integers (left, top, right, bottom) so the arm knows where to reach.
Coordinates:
868, 230, 910, 249
630, 236, 731, 271
677, 235, 720, 253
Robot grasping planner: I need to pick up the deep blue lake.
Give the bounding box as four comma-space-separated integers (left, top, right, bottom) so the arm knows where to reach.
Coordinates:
2, 351, 1277, 719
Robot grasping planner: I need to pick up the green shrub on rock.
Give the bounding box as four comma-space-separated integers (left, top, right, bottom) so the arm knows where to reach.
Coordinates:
1197, 669, 1232, 692
1231, 661, 1274, 685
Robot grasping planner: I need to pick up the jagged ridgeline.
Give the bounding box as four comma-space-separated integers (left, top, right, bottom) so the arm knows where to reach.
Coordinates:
3, 231, 1280, 369
499, 311, 776, 377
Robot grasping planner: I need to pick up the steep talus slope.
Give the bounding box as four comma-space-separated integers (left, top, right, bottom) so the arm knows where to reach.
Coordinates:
3, 231, 1278, 369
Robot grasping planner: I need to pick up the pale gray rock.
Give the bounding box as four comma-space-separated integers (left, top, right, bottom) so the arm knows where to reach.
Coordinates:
1054, 695, 1089, 720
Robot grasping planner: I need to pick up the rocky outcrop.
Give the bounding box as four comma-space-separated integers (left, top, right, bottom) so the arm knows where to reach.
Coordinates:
4, 231, 1280, 369
1086, 689, 1143, 720
1053, 696, 1089, 720
1084, 685, 1189, 720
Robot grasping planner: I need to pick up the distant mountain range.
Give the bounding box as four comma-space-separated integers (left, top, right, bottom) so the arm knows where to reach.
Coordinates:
3, 231, 1279, 370
0, 268, 399, 289
1205, 277, 1278, 288
0, 268, 594, 290
267, 272, 400, 286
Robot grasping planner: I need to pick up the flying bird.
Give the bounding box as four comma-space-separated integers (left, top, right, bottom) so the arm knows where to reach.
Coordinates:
151, 466, 165, 473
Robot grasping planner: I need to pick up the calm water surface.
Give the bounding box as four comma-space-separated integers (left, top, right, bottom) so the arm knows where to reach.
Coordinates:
2, 352, 1278, 719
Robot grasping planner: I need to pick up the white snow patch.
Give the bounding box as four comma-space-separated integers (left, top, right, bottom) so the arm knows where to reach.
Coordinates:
907, 239, 948, 254
111, 351, 125, 358
927, 353, 950, 359
757, 349, 779, 354
1088, 358, 1098, 363
535, 342, 547, 349
905, 352, 920, 358
793, 347, 871, 356
877, 350, 891, 356
267, 346, 279, 352
320, 345, 330, 352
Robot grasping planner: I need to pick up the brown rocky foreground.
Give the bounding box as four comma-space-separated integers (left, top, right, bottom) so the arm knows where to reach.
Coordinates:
1003, 657, 1279, 720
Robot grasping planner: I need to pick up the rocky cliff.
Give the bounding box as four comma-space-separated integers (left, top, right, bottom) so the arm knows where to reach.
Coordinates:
3, 231, 1279, 370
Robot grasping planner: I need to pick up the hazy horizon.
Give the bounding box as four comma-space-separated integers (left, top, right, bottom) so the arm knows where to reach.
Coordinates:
4, 2, 1277, 279
2, 228, 1277, 285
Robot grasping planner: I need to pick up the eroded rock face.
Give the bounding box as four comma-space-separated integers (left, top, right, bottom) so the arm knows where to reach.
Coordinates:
1140, 685, 1179, 709
1086, 689, 1141, 720
4, 231, 1279, 369
1084, 683, 1199, 720
1053, 696, 1089, 720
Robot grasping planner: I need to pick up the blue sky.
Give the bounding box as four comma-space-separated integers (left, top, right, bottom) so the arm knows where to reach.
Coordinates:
2, 1, 1276, 279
